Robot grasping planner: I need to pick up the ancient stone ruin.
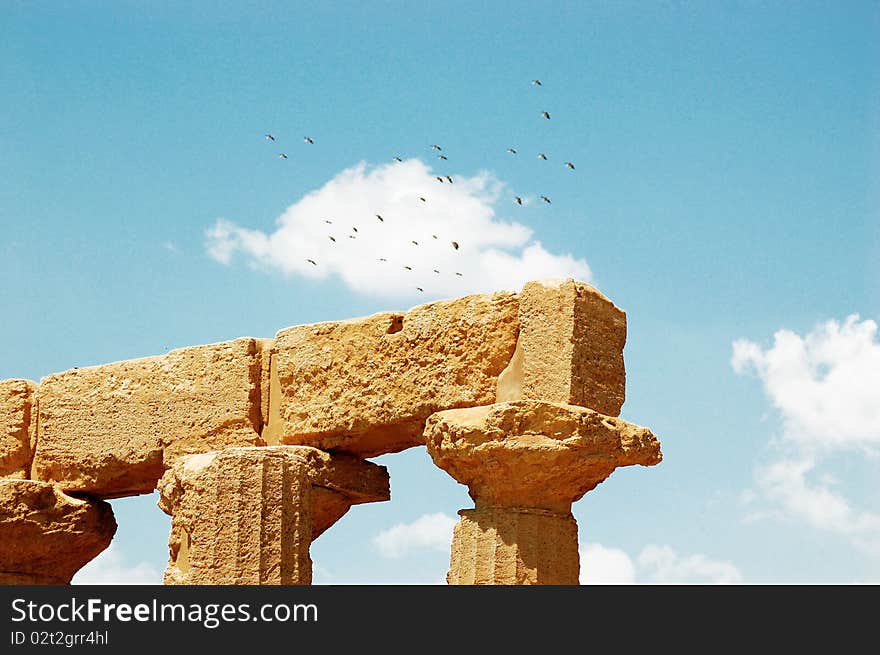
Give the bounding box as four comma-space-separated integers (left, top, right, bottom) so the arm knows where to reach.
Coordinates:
0, 278, 661, 585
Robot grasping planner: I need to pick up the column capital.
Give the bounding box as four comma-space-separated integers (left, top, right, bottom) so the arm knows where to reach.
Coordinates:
425, 400, 661, 513
0, 480, 116, 584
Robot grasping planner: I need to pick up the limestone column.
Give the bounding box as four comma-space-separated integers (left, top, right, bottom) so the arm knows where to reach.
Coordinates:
424, 400, 661, 585
0, 480, 116, 584
157, 445, 390, 585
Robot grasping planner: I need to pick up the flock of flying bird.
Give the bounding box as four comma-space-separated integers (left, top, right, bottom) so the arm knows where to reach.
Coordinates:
262, 78, 573, 294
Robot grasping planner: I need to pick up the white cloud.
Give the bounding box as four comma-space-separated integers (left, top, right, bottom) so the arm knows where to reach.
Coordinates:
579, 543, 637, 584
636, 545, 743, 584
372, 512, 457, 559
580, 543, 741, 584
732, 315, 880, 552
205, 159, 591, 300
732, 315, 880, 453
71, 544, 163, 585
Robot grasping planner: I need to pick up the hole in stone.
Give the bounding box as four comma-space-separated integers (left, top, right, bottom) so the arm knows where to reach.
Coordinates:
386, 315, 404, 334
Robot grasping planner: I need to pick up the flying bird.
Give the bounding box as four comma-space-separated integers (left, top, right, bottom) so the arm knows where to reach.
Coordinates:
265, 133, 275, 141
531, 79, 542, 86
446, 175, 453, 183
375, 214, 384, 222
416, 287, 424, 292
451, 241, 459, 250
507, 148, 517, 155
278, 153, 288, 159
348, 235, 357, 239
432, 235, 438, 239
419, 197, 426, 202
514, 196, 523, 205
541, 111, 551, 119
329, 236, 336, 242
352, 226, 358, 232
431, 144, 442, 151
565, 161, 575, 170
538, 153, 548, 160
324, 219, 333, 224
378, 257, 388, 262
404, 265, 412, 271
411, 240, 419, 246
433, 269, 440, 274
304, 136, 314, 144
540, 195, 551, 204
438, 154, 448, 161
436, 176, 445, 183
393, 156, 403, 162
455, 272, 463, 276
306, 259, 317, 266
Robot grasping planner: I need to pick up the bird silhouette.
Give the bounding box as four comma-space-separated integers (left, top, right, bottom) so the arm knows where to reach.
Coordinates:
378, 257, 388, 262
279, 153, 288, 159
419, 197, 427, 202
433, 269, 440, 274
348, 235, 356, 239
514, 196, 523, 205
438, 154, 448, 160
375, 214, 384, 222
540, 195, 551, 204
565, 162, 575, 170
446, 175, 453, 183
432, 234, 438, 239
507, 148, 518, 155
454, 272, 463, 276
352, 227, 358, 232
304, 136, 314, 144
531, 79, 542, 86
306, 259, 317, 266
411, 240, 419, 246
538, 153, 548, 160
436, 176, 444, 183
324, 219, 333, 224
431, 144, 442, 151
541, 111, 551, 119
393, 156, 403, 162
416, 287, 424, 292
329, 236, 336, 242
265, 133, 275, 141
451, 241, 459, 250
404, 265, 412, 271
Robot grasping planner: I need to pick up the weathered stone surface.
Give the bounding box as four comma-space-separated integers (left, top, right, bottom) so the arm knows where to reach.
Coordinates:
33, 338, 267, 498
0, 479, 116, 584
497, 279, 627, 416
0, 379, 37, 479
425, 400, 661, 512
448, 508, 579, 585
425, 400, 661, 585
158, 446, 389, 585
266, 291, 520, 457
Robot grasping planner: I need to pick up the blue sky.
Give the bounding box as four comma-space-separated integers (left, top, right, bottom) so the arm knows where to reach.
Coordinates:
2, 1, 879, 584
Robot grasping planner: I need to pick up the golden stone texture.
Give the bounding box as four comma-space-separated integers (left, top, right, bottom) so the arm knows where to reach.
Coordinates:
157, 446, 389, 585
32, 338, 267, 498
425, 400, 661, 585
0, 379, 37, 479
0, 479, 116, 585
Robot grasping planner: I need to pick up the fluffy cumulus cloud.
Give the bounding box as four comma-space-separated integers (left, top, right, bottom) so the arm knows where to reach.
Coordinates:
72, 545, 163, 585
372, 512, 458, 559
580, 543, 741, 584
732, 315, 880, 552
205, 159, 591, 300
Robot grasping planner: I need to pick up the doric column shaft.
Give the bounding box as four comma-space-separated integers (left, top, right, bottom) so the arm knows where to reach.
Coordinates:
158, 445, 389, 585
448, 507, 579, 585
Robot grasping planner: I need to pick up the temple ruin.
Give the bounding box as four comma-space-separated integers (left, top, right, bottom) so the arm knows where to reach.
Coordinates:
0, 278, 661, 585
